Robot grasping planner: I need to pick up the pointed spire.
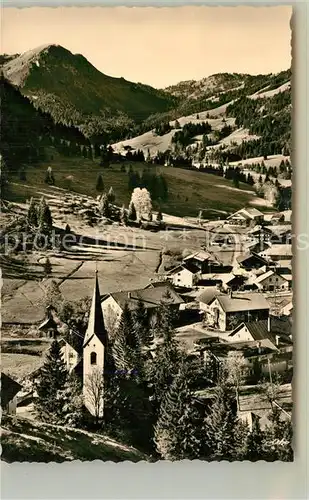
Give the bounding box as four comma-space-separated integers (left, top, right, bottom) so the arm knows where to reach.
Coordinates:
83, 272, 108, 348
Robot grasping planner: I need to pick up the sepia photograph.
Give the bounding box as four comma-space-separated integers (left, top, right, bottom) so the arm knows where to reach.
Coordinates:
0, 4, 293, 463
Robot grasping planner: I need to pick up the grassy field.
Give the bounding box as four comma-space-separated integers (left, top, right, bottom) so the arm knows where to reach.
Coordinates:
1, 415, 147, 462
1, 353, 46, 380
5, 156, 265, 218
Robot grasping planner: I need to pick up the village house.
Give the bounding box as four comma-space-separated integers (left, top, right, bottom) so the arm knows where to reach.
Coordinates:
263, 212, 285, 225
58, 338, 81, 374
102, 283, 184, 334
1, 372, 22, 415
259, 244, 292, 262
165, 263, 202, 288
280, 301, 293, 317
236, 251, 269, 271
228, 316, 292, 346
266, 225, 292, 245
226, 207, 264, 227
204, 291, 270, 331
183, 250, 214, 273
252, 270, 290, 292
38, 306, 60, 338
220, 273, 248, 292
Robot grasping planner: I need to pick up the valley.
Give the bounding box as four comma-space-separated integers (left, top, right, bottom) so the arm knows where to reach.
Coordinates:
1, 39, 293, 465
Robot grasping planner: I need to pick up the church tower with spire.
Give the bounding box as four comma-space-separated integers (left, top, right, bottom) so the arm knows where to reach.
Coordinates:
83, 271, 108, 418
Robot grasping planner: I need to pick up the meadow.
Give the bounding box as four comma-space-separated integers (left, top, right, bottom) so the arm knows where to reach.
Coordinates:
6, 156, 265, 218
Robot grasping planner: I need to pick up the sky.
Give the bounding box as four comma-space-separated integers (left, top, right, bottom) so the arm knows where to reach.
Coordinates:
1, 6, 292, 88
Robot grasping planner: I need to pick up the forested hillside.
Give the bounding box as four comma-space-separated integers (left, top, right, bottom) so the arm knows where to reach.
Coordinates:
2, 45, 177, 142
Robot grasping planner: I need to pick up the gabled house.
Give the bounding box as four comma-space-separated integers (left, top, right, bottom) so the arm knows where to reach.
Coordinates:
259, 244, 292, 262
1, 372, 22, 415
183, 250, 213, 273
198, 286, 222, 313
58, 338, 81, 374
205, 292, 270, 331
236, 251, 269, 271
228, 316, 292, 346
102, 283, 184, 333
166, 263, 201, 288
280, 301, 293, 317
38, 306, 60, 338
220, 273, 248, 292
227, 207, 264, 227
253, 270, 290, 292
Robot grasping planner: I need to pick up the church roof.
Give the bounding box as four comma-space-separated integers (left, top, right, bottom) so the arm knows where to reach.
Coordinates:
83, 272, 108, 348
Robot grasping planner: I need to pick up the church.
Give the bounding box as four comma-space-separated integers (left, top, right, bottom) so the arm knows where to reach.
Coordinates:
59, 271, 109, 418
82, 271, 109, 418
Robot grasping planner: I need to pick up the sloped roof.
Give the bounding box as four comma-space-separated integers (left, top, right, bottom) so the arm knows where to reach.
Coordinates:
184, 250, 211, 262
38, 317, 58, 331
167, 262, 200, 276
229, 317, 292, 342
109, 284, 184, 311
1, 372, 22, 407
241, 207, 263, 217
84, 273, 108, 348
237, 252, 268, 265
253, 270, 289, 284
259, 244, 292, 257
215, 292, 270, 313
198, 287, 221, 305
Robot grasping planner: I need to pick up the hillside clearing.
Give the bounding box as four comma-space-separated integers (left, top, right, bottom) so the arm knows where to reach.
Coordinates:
6, 157, 263, 218
1, 415, 147, 462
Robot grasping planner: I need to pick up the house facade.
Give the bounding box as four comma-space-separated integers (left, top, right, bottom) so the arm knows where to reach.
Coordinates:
227, 208, 264, 227
166, 264, 201, 288
205, 292, 270, 331
254, 270, 290, 292
59, 339, 80, 373
259, 244, 292, 262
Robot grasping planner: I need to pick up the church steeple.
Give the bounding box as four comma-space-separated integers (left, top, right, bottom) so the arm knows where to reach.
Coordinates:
83, 271, 107, 348
83, 271, 108, 419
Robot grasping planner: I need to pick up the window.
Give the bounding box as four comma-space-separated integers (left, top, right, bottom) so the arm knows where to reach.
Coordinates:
90, 352, 97, 365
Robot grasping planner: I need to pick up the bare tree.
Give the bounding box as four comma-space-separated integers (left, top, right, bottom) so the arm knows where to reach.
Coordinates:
225, 351, 247, 411
84, 367, 104, 422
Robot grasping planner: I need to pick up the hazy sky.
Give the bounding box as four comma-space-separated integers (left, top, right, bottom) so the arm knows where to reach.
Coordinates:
1, 6, 292, 88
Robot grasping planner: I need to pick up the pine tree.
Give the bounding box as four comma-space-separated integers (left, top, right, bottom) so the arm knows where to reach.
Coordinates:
96, 174, 104, 192
154, 365, 203, 460
27, 197, 38, 228
112, 303, 140, 374
43, 257, 52, 277
128, 201, 137, 221
132, 299, 152, 347
203, 383, 239, 460
262, 408, 293, 461
62, 373, 85, 428
99, 193, 110, 218
246, 417, 264, 461
38, 197, 53, 234
34, 340, 68, 423
120, 204, 128, 226
107, 186, 115, 203
147, 291, 182, 408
